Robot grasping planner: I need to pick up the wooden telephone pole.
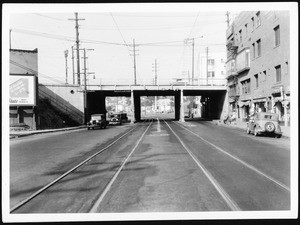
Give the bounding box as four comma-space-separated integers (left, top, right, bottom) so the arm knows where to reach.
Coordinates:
69, 13, 85, 85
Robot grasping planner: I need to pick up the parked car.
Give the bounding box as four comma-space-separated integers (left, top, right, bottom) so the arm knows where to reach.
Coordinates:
109, 113, 122, 125
246, 112, 282, 138
87, 114, 107, 130
120, 113, 128, 121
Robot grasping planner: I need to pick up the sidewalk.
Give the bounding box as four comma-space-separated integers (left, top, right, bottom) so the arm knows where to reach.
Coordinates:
10, 126, 86, 139
211, 120, 290, 139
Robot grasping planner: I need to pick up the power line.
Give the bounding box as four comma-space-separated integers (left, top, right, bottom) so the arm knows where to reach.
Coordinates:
175, 11, 201, 78
34, 13, 64, 21
110, 13, 130, 49
10, 59, 65, 84
80, 21, 225, 31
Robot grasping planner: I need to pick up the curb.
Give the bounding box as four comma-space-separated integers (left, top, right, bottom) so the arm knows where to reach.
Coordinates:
211, 121, 290, 139
10, 126, 86, 139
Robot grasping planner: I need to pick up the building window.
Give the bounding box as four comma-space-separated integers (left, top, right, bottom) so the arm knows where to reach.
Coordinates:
245, 23, 248, 37
241, 79, 251, 94
251, 17, 255, 31
208, 71, 215, 77
257, 39, 261, 57
239, 29, 242, 42
263, 70, 267, 81
208, 59, 215, 65
256, 11, 261, 27
254, 74, 259, 88
275, 65, 281, 82
252, 43, 255, 59
245, 49, 250, 67
274, 25, 280, 46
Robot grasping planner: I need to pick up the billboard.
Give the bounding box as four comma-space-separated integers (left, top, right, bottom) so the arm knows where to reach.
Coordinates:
9, 75, 36, 106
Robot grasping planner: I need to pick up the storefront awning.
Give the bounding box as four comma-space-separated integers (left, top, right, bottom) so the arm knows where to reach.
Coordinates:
253, 98, 266, 103
239, 101, 250, 107
23, 109, 34, 114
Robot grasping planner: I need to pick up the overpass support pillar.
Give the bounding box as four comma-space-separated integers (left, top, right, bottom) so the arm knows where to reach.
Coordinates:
180, 89, 185, 122
130, 90, 135, 124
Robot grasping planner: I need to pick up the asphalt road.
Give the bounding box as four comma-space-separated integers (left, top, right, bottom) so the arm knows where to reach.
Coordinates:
9, 119, 290, 213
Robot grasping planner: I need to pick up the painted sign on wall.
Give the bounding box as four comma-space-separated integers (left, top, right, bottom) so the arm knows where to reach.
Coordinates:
9, 75, 36, 106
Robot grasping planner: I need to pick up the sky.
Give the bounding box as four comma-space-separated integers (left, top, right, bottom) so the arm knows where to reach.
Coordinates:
4, 3, 297, 86
6, 3, 243, 86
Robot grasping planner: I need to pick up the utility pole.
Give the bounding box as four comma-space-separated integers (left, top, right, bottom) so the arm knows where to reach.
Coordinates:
9, 29, 12, 50
152, 58, 159, 85
226, 11, 230, 28
71, 46, 75, 84
133, 39, 137, 85
69, 12, 85, 85
152, 58, 159, 113
82, 48, 94, 124
192, 38, 195, 85
206, 47, 209, 85
64, 50, 69, 84
184, 38, 195, 85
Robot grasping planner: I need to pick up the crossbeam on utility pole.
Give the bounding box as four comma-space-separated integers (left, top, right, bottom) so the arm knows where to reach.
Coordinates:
69, 12, 85, 85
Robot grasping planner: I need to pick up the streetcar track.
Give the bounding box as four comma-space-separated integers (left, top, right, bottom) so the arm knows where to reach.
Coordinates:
10, 121, 149, 213
173, 121, 290, 192
163, 119, 241, 211
89, 119, 154, 213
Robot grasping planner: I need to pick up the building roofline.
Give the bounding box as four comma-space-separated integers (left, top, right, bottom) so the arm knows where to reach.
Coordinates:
10, 48, 38, 53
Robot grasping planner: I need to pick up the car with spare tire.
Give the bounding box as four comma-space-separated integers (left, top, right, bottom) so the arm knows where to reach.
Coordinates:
246, 112, 282, 138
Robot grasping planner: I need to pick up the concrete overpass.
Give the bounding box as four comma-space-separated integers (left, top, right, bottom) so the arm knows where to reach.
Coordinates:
86, 84, 227, 122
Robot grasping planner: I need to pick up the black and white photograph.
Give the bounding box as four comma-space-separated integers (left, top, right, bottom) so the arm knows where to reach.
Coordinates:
2, 2, 298, 223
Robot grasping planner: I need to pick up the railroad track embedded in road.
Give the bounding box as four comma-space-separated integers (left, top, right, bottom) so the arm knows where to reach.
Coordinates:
10, 119, 152, 213
11, 118, 289, 213
172, 120, 290, 193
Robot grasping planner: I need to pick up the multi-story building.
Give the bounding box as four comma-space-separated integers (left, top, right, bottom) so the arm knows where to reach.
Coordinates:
226, 11, 290, 126
197, 51, 226, 86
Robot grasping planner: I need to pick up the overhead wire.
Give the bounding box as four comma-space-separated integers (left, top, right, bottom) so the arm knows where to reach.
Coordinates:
175, 11, 201, 78
10, 59, 66, 84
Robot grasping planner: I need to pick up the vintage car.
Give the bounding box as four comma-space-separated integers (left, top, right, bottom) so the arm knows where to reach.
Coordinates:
246, 112, 282, 138
109, 113, 122, 125
119, 113, 128, 121
87, 114, 107, 130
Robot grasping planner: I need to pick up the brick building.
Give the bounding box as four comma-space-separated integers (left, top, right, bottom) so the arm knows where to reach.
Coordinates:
226, 11, 290, 126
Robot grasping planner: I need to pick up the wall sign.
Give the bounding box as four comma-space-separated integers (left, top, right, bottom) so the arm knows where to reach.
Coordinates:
9, 75, 36, 106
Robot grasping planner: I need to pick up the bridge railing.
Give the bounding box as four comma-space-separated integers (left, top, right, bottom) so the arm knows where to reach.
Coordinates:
98, 78, 226, 86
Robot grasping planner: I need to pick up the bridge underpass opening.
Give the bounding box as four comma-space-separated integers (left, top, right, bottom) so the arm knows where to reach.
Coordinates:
183, 90, 227, 120
87, 91, 132, 122
133, 90, 180, 122
140, 96, 175, 121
